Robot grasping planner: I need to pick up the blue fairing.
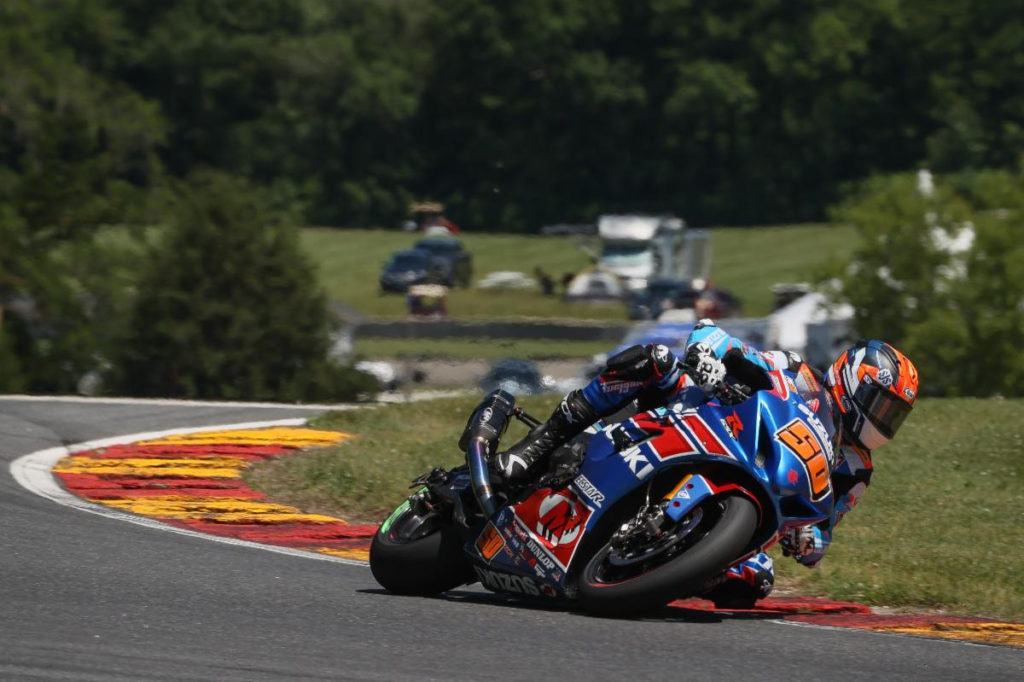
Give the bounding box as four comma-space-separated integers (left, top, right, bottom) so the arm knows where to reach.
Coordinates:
573, 384, 835, 536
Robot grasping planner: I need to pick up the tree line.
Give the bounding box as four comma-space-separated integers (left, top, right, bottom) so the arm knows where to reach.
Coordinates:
4, 1, 1022, 232
0, 0, 1021, 398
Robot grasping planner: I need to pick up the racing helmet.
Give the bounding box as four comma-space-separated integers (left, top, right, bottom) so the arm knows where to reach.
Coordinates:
825, 340, 919, 450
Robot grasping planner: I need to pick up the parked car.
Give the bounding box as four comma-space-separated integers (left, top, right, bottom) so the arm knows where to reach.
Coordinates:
628, 279, 741, 320
478, 358, 555, 396
379, 249, 436, 292
413, 237, 473, 287
627, 279, 700, 320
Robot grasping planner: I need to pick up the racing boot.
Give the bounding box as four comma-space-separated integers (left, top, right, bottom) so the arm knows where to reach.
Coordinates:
492, 389, 598, 486
701, 552, 774, 610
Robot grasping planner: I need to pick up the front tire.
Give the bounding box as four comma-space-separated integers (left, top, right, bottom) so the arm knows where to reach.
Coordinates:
369, 502, 475, 596
576, 494, 757, 617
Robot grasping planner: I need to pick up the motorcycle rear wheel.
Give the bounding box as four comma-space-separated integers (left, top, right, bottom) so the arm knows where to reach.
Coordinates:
369, 501, 474, 596
576, 494, 757, 617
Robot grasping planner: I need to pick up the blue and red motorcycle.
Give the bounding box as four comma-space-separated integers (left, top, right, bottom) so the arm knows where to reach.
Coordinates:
370, 365, 837, 616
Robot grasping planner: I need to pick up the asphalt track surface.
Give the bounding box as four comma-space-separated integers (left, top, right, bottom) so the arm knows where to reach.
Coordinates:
2, 398, 1021, 681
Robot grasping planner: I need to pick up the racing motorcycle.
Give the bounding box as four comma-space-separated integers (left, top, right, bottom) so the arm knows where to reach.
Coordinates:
369, 364, 838, 616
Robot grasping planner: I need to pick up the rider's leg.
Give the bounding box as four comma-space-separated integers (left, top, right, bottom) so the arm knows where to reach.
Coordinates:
492, 389, 597, 484
493, 344, 678, 485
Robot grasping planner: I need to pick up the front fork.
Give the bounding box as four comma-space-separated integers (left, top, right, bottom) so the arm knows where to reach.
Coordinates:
614, 472, 762, 556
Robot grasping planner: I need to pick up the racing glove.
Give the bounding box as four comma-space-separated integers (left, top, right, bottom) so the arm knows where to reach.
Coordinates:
684, 342, 727, 395
780, 525, 829, 567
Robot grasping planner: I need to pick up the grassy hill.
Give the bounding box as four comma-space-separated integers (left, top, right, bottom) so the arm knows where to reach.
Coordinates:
300, 223, 857, 322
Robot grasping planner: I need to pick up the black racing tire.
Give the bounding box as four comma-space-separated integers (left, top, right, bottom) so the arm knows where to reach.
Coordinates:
576, 495, 757, 617
369, 505, 475, 596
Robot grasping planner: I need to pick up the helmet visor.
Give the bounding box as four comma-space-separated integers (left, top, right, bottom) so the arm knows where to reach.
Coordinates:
853, 381, 912, 439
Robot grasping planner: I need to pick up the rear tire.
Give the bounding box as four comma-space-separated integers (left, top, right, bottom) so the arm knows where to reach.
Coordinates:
576, 495, 757, 617
369, 504, 474, 596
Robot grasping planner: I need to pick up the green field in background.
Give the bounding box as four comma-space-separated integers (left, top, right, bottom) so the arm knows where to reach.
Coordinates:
247, 396, 1023, 620
300, 224, 857, 321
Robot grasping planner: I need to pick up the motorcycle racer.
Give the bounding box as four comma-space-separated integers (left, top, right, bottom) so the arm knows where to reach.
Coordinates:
493, 320, 920, 608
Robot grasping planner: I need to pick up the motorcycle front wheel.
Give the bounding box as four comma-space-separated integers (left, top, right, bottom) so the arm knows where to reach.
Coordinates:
369, 496, 475, 596
575, 494, 757, 617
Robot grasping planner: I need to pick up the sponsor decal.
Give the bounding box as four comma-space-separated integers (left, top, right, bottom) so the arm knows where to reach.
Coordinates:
841, 395, 853, 412
474, 567, 545, 596
796, 403, 835, 464
511, 488, 593, 570
876, 369, 894, 386
724, 411, 744, 439
475, 523, 505, 561
480, 407, 494, 423
526, 538, 556, 571
535, 493, 585, 546
573, 473, 605, 508
702, 328, 728, 349
654, 344, 670, 364
903, 388, 916, 400
600, 378, 646, 395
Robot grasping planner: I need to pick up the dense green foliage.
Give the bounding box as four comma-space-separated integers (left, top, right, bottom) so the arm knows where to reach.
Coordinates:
112, 172, 378, 401
4, 0, 1024, 233
826, 170, 1024, 396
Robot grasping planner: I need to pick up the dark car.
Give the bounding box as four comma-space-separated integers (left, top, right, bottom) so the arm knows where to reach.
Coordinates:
628, 279, 701, 320
478, 358, 554, 396
628, 279, 741, 320
379, 249, 434, 292
413, 237, 473, 287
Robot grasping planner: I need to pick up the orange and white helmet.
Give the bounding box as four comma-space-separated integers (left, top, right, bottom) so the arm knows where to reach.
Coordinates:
825, 340, 919, 450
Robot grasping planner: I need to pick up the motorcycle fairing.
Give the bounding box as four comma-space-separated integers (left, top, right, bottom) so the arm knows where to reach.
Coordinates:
466, 494, 584, 597
572, 380, 835, 539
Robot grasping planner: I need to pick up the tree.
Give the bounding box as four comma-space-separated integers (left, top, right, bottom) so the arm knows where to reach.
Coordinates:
114, 171, 376, 401
826, 171, 1024, 396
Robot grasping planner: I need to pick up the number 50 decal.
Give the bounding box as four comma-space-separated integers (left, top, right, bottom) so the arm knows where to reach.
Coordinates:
775, 419, 831, 501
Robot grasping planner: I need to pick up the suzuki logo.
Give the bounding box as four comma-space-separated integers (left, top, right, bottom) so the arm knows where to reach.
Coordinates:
620, 446, 654, 479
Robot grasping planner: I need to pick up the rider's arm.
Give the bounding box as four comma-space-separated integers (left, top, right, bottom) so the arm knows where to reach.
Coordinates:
580, 343, 683, 417
683, 320, 800, 395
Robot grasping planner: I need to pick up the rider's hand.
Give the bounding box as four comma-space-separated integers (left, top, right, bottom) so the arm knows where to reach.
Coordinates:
780, 526, 817, 558
684, 342, 726, 395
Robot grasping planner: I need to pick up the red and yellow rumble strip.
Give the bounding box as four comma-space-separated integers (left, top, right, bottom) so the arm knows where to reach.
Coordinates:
53, 427, 376, 561
669, 598, 1022, 648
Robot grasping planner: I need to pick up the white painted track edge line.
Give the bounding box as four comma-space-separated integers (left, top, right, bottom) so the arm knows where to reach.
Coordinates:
9, 418, 370, 568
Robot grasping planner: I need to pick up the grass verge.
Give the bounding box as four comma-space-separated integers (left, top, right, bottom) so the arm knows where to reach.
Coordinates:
245, 396, 1023, 620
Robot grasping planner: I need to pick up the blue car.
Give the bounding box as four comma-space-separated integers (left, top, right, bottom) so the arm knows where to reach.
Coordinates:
379, 249, 435, 292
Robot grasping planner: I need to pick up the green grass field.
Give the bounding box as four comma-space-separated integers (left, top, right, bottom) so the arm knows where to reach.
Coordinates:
300, 223, 857, 322
246, 396, 1023, 620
